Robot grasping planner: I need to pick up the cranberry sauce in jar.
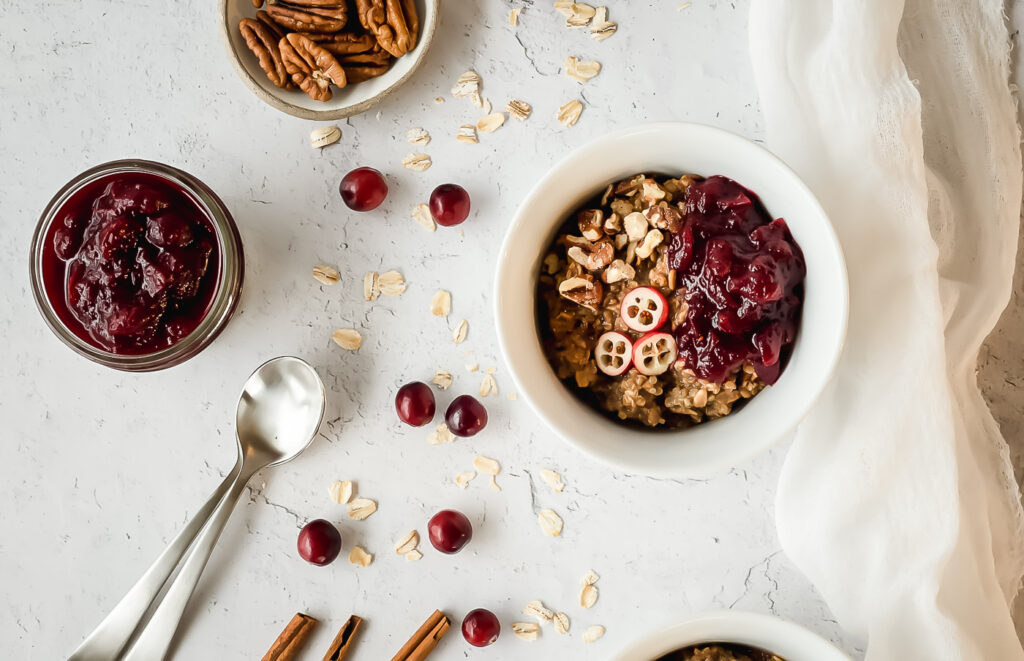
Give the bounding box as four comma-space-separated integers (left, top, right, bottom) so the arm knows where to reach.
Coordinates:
40, 171, 222, 355
667, 176, 806, 385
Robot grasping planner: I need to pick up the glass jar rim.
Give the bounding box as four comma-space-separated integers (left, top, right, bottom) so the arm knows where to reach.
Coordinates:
29, 159, 244, 372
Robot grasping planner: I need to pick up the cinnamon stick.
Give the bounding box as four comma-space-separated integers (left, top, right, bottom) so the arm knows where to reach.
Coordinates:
391, 610, 450, 661
321, 614, 364, 661
262, 612, 319, 661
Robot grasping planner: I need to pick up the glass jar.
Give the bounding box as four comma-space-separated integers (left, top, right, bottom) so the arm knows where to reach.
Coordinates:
29, 159, 244, 371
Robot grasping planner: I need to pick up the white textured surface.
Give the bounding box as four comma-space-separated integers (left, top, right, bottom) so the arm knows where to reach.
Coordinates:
1, 1, 984, 659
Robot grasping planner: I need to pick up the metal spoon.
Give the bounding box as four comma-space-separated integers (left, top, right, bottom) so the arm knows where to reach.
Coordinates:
68, 356, 326, 661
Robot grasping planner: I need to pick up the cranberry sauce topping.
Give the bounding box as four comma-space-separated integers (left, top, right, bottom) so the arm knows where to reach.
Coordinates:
42, 172, 220, 354
666, 176, 805, 385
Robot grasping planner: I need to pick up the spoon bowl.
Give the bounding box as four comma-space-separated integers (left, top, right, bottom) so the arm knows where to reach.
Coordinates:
236, 356, 326, 466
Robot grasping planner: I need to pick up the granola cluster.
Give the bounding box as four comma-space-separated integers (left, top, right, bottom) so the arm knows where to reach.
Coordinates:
537, 173, 765, 428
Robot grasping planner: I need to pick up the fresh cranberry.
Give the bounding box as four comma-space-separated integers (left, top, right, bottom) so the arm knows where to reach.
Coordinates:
297, 519, 342, 566
462, 609, 500, 647
445, 395, 488, 437
396, 381, 436, 426
339, 167, 388, 211
428, 509, 473, 554
428, 184, 471, 226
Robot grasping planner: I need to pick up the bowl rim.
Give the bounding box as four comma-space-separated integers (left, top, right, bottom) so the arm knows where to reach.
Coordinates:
218, 0, 440, 121
493, 121, 849, 478
607, 610, 853, 661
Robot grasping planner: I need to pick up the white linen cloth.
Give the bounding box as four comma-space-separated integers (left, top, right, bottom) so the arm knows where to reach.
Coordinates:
749, 0, 1024, 658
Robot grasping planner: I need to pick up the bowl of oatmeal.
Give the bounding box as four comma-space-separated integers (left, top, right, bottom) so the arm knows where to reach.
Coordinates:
609, 611, 851, 661
494, 123, 847, 477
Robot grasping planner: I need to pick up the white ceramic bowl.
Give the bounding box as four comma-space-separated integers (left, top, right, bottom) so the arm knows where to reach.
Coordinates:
220, 0, 439, 120
495, 123, 848, 478
609, 611, 852, 661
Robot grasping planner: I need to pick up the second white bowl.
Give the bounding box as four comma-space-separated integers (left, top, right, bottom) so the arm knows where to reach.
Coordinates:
494, 123, 848, 478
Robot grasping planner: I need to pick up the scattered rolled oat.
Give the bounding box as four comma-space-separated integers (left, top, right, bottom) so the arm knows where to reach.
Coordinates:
554, 612, 570, 634
524, 601, 554, 622
512, 622, 540, 641
332, 328, 362, 351
431, 290, 451, 316
394, 530, 420, 555
309, 125, 341, 148
406, 549, 423, 561
456, 125, 479, 144
452, 319, 469, 344
540, 469, 566, 493
538, 509, 563, 537
564, 56, 601, 82
583, 625, 605, 643
378, 270, 407, 296
484, 366, 497, 374
435, 96, 444, 103
489, 475, 502, 491
402, 153, 432, 171
589, 6, 617, 40
348, 545, 373, 567
506, 99, 532, 121
582, 569, 600, 586
454, 471, 476, 489
363, 271, 380, 301
407, 127, 431, 145
466, 363, 479, 372
554, 0, 574, 16
473, 455, 501, 475
482, 98, 493, 115
432, 370, 453, 389
579, 583, 599, 609
312, 264, 339, 285
412, 203, 436, 232
328, 480, 354, 504
347, 498, 377, 520
678, 1, 692, 9
566, 2, 596, 26
477, 112, 506, 133
557, 100, 584, 127
479, 373, 498, 397
509, 7, 521, 25
451, 70, 483, 107
428, 423, 456, 445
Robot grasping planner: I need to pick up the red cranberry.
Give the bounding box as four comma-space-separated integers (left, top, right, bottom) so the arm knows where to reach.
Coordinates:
428, 509, 473, 554
339, 167, 388, 211
396, 381, 436, 427
297, 519, 342, 566
462, 609, 500, 647
428, 183, 471, 226
445, 395, 488, 437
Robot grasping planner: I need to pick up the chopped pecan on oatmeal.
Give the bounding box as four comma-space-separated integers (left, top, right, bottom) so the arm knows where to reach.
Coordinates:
537, 171, 803, 429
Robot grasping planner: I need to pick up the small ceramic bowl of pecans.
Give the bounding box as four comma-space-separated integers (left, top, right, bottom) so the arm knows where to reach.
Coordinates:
495, 123, 848, 478
220, 0, 439, 119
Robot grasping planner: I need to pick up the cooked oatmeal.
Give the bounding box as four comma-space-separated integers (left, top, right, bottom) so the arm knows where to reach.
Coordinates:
656, 643, 786, 661
536, 173, 804, 429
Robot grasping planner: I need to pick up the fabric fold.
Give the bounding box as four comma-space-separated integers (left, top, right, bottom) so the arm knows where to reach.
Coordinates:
749, 0, 1024, 658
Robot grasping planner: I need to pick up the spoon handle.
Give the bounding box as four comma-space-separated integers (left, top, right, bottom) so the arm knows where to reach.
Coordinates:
66, 461, 242, 661
120, 461, 259, 661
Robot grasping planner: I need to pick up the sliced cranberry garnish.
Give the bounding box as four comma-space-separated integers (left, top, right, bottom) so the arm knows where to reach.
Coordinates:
395, 381, 436, 427
620, 286, 669, 333
445, 395, 488, 437
339, 167, 388, 211
632, 331, 677, 376
429, 184, 471, 226
594, 331, 633, 376
462, 609, 500, 647
428, 509, 473, 554
297, 519, 342, 566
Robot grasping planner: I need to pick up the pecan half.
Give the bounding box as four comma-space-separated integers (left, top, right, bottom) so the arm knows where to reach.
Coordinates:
239, 18, 291, 89
303, 32, 377, 55
337, 44, 393, 66
344, 63, 392, 83
280, 33, 347, 101
577, 209, 603, 241
558, 274, 604, 311
267, 1, 348, 34
354, 0, 419, 58
256, 10, 287, 40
